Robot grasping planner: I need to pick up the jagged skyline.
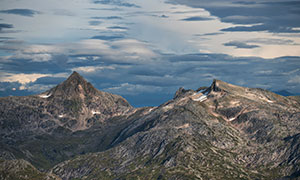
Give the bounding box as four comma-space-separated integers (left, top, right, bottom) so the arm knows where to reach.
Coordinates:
0, 0, 300, 106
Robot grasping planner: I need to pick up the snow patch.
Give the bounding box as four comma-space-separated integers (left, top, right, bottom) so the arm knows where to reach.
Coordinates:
193, 95, 207, 102
39, 93, 51, 98
228, 117, 235, 121
92, 110, 101, 115
267, 100, 274, 103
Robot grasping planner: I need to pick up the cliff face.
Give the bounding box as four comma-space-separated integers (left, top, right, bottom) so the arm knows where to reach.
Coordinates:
0, 73, 299, 179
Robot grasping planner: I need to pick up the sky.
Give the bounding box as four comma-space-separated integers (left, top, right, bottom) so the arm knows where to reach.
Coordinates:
0, 0, 300, 107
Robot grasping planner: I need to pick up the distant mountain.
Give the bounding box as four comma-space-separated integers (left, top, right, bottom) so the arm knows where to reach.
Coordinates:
1, 73, 299, 179
274, 90, 294, 96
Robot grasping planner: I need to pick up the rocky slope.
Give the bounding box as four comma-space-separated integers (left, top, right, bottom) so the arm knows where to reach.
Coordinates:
1, 73, 299, 179
0, 159, 60, 180
0, 72, 135, 169
51, 80, 300, 179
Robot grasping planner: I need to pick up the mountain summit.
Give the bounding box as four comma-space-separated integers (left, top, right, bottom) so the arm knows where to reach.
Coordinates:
42, 71, 98, 99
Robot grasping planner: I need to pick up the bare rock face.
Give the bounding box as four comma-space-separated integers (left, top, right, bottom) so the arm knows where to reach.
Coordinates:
1, 75, 299, 180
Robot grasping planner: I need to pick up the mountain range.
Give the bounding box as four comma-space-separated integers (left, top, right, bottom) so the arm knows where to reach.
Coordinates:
0, 72, 299, 180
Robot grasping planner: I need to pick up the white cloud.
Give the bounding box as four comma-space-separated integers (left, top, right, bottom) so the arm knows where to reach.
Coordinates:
0, 72, 68, 85
288, 76, 300, 84
72, 65, 115, 73
0, 73, 50, 84
4, 38, 158, 63
104, 83, 163, 95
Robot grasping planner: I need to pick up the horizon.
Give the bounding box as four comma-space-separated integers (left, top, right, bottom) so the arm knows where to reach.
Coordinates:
1, 70, 298, 107
0, 0, 300, 107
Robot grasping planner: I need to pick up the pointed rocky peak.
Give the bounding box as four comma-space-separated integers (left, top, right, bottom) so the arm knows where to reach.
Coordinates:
48, 71, 98, 98
206, 79, 245, 94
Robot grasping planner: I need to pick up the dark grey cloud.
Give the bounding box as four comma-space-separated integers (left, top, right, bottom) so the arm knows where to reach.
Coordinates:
0, 9, 40, 17
181, 16, 214, 21
233, 1, 257, 5
93, 0, 140, 8
0, 23, 16, 33
0, 54, 69, 74
91, 34, 124, 40
108, 26, 129, 30
194, 32, 224, 36
89, 21, 102, 26
160, 15, 169, 18
0, 37, 14, 39
221, 24, 300, 33
168, 0, 300, 33
33, 76, 66, 85
247, 38, 297, 45
221, 16, 269, 25
223, 41, 260, 49
89, 7, 123, 11
0, 23, 13, 30
91, 16, 123, 20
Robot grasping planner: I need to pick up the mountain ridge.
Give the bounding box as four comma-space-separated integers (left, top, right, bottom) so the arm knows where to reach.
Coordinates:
0, 72, 299, 179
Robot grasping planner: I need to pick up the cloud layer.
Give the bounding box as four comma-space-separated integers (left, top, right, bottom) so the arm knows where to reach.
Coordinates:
0, 0, 300, 107
0, 9, 40, 17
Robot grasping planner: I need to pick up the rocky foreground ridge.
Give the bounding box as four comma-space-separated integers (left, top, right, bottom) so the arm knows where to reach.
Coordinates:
0, 72, 299, 180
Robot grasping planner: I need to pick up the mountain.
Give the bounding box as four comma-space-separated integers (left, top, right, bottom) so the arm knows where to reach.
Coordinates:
0, 71, 135, 169
274, 90, 294, 96
1, 73, 300, 179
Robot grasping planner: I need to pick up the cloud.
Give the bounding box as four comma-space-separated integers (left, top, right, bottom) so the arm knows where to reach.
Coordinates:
167, 0, 300, 33
194, 32, 224, 36
0, 23, 13, 29
33, 76, 66, 85
93, 0, 140, 8
0, 9, 40, 17
1, 51, 300, 106
181, 16, 214, 21
108, 26, 129, 30
160, 15, 169, 18
91, 16, 123, 20
72, 65, 115, 73
221, 24, 300, 33
0, 73, 50, 84
288, 75, 300, 84
223, 41, 260, 49
247, 38, 297, 45
0, 38, 157, 68
0, 37, 14, 40
104, 83, 164, 95
221, 16, 268, 25
91, 35, 124, 40
52, 9, 75, 16
0, 23, 14, 33
89, 21, 102, 26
